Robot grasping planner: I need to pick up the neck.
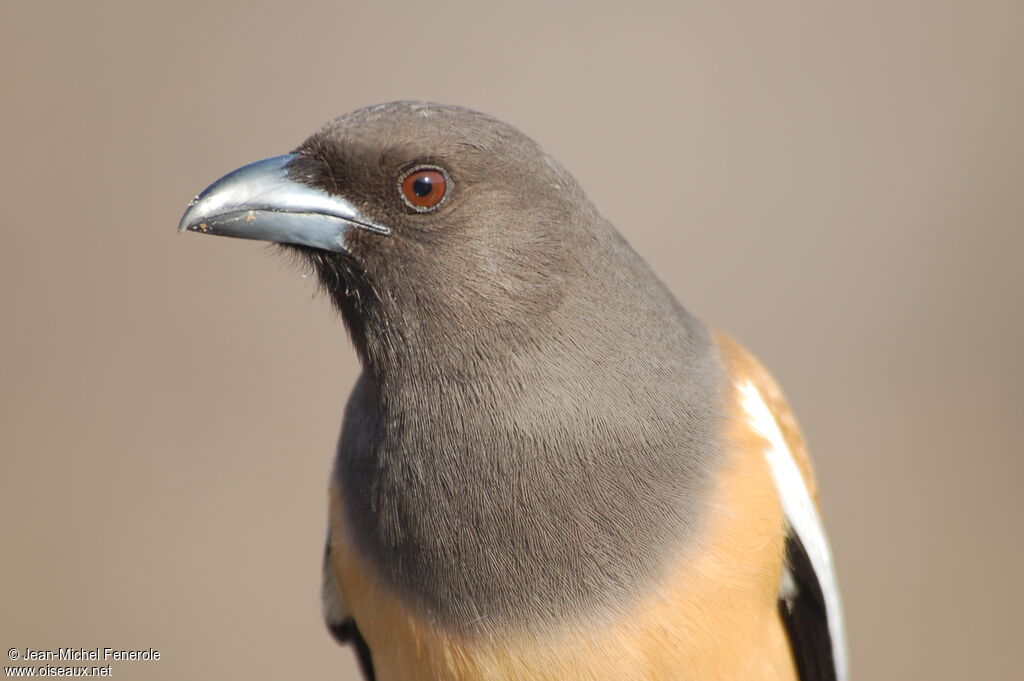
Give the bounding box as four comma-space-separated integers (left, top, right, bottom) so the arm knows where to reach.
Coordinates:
332, 254, 727, 632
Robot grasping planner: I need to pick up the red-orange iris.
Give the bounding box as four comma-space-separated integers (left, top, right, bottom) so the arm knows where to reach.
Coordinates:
400, 168, 448, 210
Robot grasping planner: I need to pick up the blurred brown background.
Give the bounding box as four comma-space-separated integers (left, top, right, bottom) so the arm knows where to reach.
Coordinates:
1, 1, 1021, 679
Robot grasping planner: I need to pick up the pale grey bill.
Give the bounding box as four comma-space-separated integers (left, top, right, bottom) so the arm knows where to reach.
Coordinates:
177, 154, 389, 253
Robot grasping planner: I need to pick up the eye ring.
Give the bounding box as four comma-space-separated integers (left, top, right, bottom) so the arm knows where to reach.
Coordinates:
398, 165, 451, 212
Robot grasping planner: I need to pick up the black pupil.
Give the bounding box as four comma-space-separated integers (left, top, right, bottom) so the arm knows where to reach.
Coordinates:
412, 175, 434, 197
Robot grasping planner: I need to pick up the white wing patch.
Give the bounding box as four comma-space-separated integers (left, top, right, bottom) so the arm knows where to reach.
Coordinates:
739, 381, 849, 681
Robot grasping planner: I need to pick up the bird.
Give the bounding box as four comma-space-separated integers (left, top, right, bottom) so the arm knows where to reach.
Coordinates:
179, 101, 847, 681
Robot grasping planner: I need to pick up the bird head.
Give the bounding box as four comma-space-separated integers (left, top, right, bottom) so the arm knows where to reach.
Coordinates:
180, 102, 597, 373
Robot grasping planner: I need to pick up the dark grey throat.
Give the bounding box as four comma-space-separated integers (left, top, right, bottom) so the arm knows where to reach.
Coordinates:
333, 256, 726, 633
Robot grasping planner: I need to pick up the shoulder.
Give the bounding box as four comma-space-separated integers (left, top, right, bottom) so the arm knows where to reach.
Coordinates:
713, 332, 820, 506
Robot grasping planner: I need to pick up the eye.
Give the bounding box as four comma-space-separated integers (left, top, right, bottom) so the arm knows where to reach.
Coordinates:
399, 166, 449, 211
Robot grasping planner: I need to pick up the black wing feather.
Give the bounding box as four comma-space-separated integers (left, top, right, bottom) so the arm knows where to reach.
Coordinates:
779, 531, 837, 681
328, 619, 376, 681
